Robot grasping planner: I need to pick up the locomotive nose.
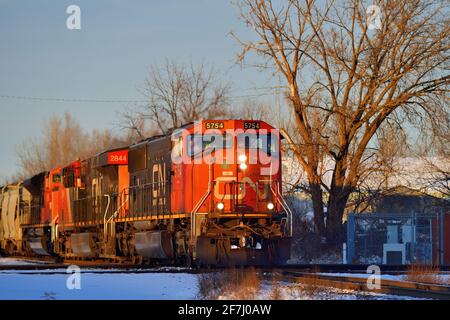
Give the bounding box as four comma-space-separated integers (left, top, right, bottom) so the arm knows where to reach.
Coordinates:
213, 159, 274, 214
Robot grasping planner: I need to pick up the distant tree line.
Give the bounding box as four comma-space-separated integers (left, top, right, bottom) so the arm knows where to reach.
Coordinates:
13, 113, 125, 180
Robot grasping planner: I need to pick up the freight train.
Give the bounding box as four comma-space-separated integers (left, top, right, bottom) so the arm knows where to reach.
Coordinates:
0, 120, 292, 266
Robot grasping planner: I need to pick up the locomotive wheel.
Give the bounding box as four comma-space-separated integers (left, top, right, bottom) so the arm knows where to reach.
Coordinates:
177, 254, 192, 268
6, 242, 15, 256
131, 255, 143, 265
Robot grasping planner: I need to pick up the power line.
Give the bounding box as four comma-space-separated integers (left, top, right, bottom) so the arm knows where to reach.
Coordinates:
239, 85, 289, 92
228, 92, 285, 101
0, 94, 146, 104
0, 89, 287, 104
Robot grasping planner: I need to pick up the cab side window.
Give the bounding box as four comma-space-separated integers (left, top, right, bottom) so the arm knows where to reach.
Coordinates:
52, 174, 61, 184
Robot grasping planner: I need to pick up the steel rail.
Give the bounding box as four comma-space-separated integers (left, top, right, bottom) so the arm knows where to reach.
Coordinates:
279, 271, 450, 300
1, 257, 450, 273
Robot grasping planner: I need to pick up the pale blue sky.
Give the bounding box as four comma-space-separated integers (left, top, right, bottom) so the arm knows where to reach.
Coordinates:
0, 0, 278, 179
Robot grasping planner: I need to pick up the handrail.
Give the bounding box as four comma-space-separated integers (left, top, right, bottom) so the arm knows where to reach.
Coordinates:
190, 161, 214, 245
269, 181, 293, 237
106, 193, 129, 225
268, 158, 292, 236
102, 194, 111, 241
116, 190, 129, 217
103, 188, 130, 240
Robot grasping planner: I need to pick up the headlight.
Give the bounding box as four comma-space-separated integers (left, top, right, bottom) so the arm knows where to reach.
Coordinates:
217, 202, 225, 210
267, 203, 275, 210
238, 154, 247, 163
239, 163, 248, 171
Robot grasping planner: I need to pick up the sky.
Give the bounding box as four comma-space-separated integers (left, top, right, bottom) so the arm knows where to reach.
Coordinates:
0, 0, 280, 180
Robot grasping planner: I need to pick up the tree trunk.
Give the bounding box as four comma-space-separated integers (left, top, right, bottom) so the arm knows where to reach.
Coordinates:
326, 185, 352, 246
310, 183, 326, 239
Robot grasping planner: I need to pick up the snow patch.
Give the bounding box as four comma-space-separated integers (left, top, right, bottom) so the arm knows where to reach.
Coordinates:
0, 258, 52, 266
0, 271, 198, 300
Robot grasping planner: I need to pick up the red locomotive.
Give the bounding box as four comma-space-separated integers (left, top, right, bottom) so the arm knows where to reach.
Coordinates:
0, 120, 292, 266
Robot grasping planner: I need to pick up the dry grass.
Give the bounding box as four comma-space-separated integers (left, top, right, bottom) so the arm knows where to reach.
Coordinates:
405, 265, 449, 285
269, 274, 284, 300
268, 272, 326, 300
197, 267, 262, 300
299, 277, 324, 296
270, 283, 283, 300
197, 272, 226, 300
197, 267, 346, 300
297, 266, 324, 296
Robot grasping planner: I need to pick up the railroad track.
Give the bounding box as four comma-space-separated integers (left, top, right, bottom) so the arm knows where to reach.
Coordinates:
0, 258, 194, 273
278, 271, 450, 300
1, 256, 449, 273
0, 263, 427, 273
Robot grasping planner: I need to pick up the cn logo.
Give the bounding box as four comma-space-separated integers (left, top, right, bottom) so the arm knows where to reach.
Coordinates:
66, 5, 81, 30
66, 265, 81, 290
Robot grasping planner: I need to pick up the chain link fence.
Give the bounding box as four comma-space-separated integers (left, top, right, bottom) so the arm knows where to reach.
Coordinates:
346, 211, 446, 265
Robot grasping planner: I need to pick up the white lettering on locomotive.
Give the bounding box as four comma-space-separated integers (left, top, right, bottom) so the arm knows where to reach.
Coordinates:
152, 162, 166, 207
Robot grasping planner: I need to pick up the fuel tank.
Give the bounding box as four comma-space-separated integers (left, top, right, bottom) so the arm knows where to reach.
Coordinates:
133, 230, 174, 260
29, 237, 50, 256
70, 233, 98, 258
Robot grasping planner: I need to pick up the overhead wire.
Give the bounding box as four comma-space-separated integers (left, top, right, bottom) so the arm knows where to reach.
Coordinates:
0, 86, 288, 104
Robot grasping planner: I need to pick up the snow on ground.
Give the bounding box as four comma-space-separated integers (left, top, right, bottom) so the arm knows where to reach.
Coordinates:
0, 270, 422, 300
0, 258, 440, 300
0, 270, 198, 300
319, 273, 450, 284
0, 257, 53, 266
287, 252, 343, 265
264, 284, 423, 300
319, 273, 406, 281
219, 280, 424, 301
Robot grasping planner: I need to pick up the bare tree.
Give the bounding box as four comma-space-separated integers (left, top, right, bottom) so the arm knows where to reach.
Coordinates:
15, 136, 48, 179
16, 112, 124, 178
417, 114, 450, 197
116, 106, 153, 144
235, 98, 279, 121
120, 59, 231, 136
234, 0, 449, 244
15, 113, 84, 177
425, 159, 450, 197
349, 122, 409, 212
0, 175, 15, 186
87, 128, 126, 156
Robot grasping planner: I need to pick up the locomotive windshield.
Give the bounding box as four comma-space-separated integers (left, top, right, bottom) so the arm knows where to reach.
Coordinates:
237, 133, 278, 155
188, 133, 233, 156
187, 133, 279, 156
